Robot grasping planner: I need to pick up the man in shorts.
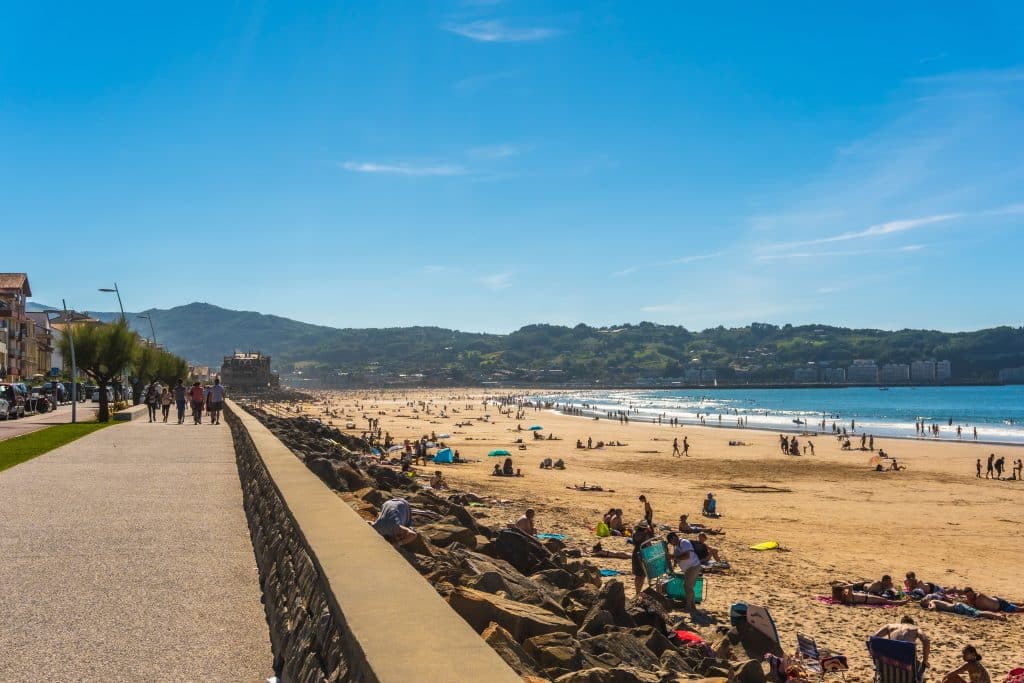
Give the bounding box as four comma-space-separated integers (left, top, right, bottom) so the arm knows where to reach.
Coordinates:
873, 616, 930, 671
666, 531, 702, 610
205, 377, 226, 425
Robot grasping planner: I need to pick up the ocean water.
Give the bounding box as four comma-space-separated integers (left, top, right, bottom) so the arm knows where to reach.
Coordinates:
527, 386, 1024, 445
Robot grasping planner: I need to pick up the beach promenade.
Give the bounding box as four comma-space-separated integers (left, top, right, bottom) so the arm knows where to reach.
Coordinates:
0, 415, 271, 681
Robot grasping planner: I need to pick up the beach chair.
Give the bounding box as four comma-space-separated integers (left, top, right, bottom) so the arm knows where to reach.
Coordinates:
797, 632, 847, 680
866, 637, 923, 683
639, 539, 705, 604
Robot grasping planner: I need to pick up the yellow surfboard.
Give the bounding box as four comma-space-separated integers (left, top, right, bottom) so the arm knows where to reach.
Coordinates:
749, 540, 780, 551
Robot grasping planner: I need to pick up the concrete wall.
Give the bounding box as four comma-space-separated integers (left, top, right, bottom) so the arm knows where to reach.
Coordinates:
224, 399, 520, 683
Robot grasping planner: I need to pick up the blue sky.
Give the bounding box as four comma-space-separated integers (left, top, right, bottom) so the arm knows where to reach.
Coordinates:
3, 1, 1022, 333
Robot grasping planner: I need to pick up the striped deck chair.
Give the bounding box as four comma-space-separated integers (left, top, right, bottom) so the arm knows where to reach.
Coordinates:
867, 637, 923, 683
797, 632, 847, 680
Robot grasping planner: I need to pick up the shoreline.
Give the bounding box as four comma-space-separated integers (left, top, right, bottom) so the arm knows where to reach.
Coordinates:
537, 406, 1024, 449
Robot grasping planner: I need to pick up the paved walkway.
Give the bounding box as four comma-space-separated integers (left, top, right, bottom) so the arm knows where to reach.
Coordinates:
0, 401, 98, 441
0, 417, 272, 681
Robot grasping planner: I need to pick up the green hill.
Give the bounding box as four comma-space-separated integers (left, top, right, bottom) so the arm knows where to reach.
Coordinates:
68, 302, 1023, 385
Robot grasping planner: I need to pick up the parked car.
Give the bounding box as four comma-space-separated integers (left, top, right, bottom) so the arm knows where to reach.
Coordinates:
92, 386, 114, 403
0, 396, 8, 419
0, 383, 26, 418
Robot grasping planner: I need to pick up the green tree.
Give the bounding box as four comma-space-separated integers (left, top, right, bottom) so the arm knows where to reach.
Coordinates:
59, 320, 138, 422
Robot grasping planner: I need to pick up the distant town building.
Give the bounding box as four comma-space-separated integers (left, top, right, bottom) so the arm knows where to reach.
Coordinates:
936, 360, 952, 382
793, 366, 818, 383
999, 367, 1024, 384
220, 351, 279, 390
700, 368, 717, 383
882, 363, 910, 384
824, 367, 847, 384
0, 273, 31, 381
911, 360, 936, 383
847, 360, 879, 384
25, 312, 55, 379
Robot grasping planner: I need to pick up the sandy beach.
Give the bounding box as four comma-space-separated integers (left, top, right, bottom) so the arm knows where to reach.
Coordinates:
265, 389, 1024, 680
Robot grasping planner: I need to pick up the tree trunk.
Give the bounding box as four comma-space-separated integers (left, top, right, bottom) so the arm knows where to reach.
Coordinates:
97, 377, 110, 422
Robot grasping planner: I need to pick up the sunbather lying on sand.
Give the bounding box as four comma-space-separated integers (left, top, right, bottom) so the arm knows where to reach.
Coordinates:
921, 596, 1007, 620
959, 587, 1019, 613
568, 482, 612, 492
832, 584, 907, 606
678, 514, 724, 535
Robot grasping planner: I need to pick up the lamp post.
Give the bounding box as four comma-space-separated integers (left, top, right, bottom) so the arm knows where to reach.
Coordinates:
51, 301, 78, 424
98, 283, 127, 401
98, 284, 125, 322
137, 314, 157, 345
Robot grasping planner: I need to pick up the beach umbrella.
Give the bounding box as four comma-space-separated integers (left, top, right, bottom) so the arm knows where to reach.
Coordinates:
438, 433, 450, 439
425, 441, 436, 448
488, 449, 511, 457
387, 445, 403, 453
528, 425, 543, 431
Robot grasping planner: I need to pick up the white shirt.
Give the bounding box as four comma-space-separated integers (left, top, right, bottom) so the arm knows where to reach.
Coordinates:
673, 539, 701, 571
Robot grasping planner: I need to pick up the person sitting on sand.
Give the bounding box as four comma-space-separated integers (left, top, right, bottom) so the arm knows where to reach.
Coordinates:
591, 541, 631, 559
553, 458, 565, 469
429, 470, 449, 490
920, 596, 1007, 621
515, 508, 537, 536
960, 587, 1018, 613
873, 616, 930, 671
889, 458, 905, 471
502, 457, 515, 476
702, 492, 720, 517
577, 439, 585, 449
942, 645, 990, 683
492, 463, 502, 476
832, 584, 907, 606
694, 532, 722, 563
608, 508, 624, 535
539, 458, 553, 469
371, 498, 419, 547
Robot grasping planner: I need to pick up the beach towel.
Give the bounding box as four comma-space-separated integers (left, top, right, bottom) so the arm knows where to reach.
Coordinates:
674, 630, 706, 645
537, 533, 567, 540
1005, 668, 1024, 683
750, 540, 780, 551
600, 568, 621, 577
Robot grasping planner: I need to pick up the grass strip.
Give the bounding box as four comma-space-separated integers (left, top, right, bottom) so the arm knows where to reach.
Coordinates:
0, 422, 114, 473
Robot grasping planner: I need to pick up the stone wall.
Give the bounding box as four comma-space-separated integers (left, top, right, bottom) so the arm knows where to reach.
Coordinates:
227, 404, 350, 682
224, 400, 520, 683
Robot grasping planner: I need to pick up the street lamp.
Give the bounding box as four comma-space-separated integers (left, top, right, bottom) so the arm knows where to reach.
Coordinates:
137, 314, 157, 345
98, 283, 127, 401
98, 284, 125, 321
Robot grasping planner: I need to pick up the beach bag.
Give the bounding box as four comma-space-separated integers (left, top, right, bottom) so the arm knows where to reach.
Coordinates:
730, 602, 748, 626
596, 522, 611, 537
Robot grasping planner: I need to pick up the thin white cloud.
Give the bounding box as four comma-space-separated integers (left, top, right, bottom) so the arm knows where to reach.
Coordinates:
469, 144, 522, 159
640, 304, 680, 313
340, 161, 466, 177
758, 244, 927, 261
614, 251, 724, 277
767, 213, 962, 251
445, 20, 560, 42
478, 272, 513, 290
909, 66, 1024, 85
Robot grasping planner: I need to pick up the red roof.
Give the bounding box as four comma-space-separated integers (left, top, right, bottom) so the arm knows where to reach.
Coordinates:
0, 273, 31, 296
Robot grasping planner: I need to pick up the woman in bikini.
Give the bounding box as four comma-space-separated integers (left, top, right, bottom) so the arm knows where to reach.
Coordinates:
942, 645, 990, 683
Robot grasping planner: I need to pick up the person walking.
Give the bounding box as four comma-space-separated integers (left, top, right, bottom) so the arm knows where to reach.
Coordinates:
683, 436, 690, 457
174, 378, 187, 424
672, 438, 681, 457
144, 382, 160, 422
160, 385, 171, 423
986, 453, 995, 479
205, 377, 226, 425
188, 381, 205, 425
